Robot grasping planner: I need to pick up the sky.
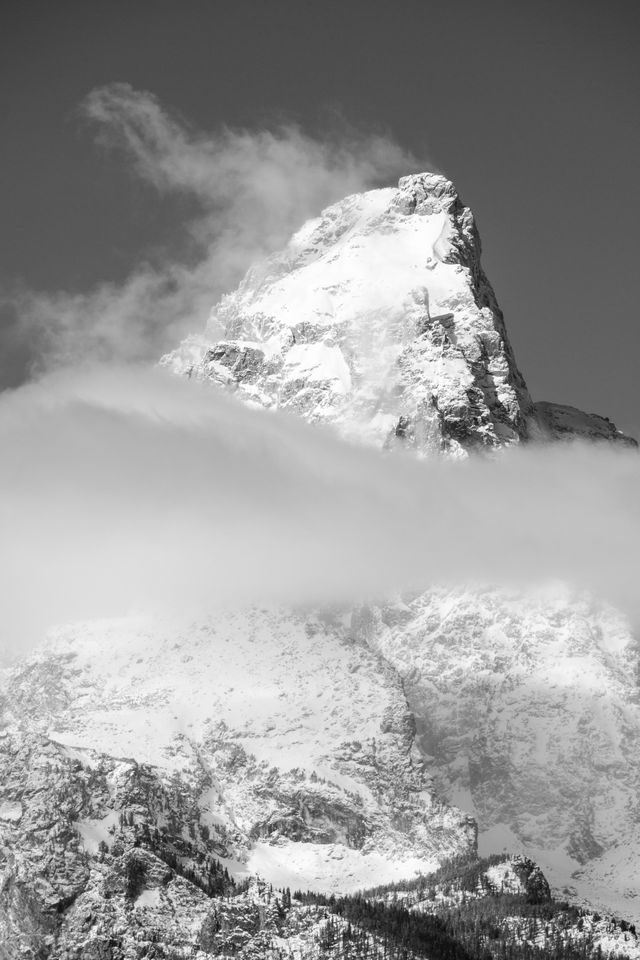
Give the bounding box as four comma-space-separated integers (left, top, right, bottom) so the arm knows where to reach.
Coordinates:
1, 0, 638, 434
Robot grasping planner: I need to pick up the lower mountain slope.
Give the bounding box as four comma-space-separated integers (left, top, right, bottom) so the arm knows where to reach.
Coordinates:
0, 608, 475, 957
1, 591, 639, 956
353, 584, 640, 923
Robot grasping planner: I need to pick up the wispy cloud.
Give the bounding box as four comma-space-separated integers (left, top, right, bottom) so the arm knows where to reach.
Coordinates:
2, 84, 418, 381
1, 365, 638, 657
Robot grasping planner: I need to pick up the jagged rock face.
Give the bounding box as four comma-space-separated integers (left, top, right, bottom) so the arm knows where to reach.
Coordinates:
163, 173, 539, 456
354, 584, 640, 922
482, 856, 551, 902
0, 609, 475, 956
163, 172, 635, 451
535, 401, 637, 446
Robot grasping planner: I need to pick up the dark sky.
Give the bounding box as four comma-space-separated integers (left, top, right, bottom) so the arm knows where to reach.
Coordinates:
1, 0, 638, 433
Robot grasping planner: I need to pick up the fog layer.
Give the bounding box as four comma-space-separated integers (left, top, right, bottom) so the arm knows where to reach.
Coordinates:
1, 365, 637, 655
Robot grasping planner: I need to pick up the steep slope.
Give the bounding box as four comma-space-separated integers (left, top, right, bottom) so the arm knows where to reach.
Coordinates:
163, 172, 634, 452
163, 173, 536, 456
352, 585, 640, 923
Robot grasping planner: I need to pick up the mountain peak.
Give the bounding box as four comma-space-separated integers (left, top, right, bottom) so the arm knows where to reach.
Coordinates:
395, 171, 460, 210
163, 174, 634, 451
163, 174, 534, 455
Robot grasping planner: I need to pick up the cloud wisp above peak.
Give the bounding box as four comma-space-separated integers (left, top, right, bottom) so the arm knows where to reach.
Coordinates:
82, 83, 415, 212
1, 83, 419, 385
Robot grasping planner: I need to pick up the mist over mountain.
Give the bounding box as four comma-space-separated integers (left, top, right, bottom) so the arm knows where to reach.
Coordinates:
0, 139, 638, 958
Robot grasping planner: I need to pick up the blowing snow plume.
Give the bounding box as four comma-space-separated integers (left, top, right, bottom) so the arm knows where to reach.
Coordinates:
0, 84, 418, 382
1, 364, 639, 657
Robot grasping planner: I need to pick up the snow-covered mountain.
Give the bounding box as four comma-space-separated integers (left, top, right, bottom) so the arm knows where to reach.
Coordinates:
0, 609, 476, 956
1, 172, 637, 958
163, 172, 634, 452
162, 173, 638, 917
160, 173, 639, 913
355, 585, 640, 923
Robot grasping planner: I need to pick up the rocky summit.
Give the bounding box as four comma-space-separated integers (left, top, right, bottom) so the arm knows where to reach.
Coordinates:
1, 173, 638, 959
164, 172, 634, 453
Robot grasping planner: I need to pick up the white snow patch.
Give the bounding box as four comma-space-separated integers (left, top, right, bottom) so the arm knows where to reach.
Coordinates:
0, 801, 22, 822
247, 840, 435, 894
75, 811, 120, 854
135, 887, 161, 908
283, 343, 351, 392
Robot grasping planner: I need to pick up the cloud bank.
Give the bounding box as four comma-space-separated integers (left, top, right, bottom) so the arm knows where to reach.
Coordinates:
1, 86, 636, 665
1, 365, 638, 658
2, 84, 418, 381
